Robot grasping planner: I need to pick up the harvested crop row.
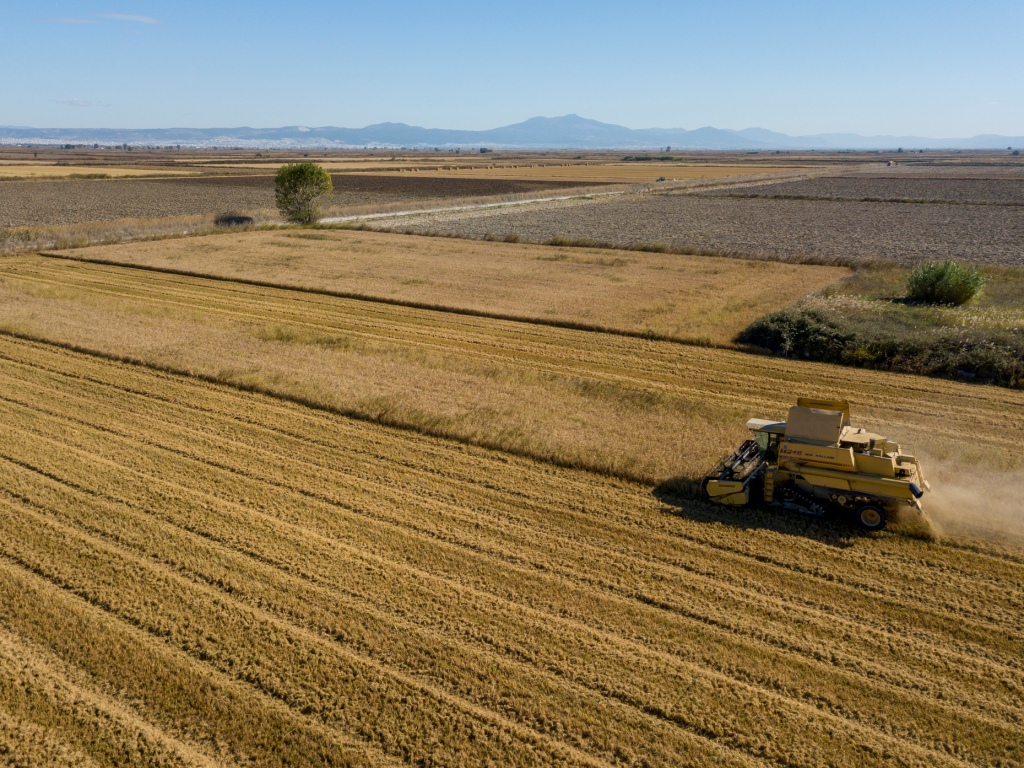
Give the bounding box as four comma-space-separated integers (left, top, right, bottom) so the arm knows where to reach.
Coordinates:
0, 556, 397, 768
2, 364, 1022, 683
3, 335, 1019, 588
2, 422, 1022, 762
0, 627, 215, 768
0, 335, 1022, 766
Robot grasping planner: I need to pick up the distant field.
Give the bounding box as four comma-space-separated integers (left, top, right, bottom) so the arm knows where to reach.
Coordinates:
712, 175, 1024, 205
0, 165, 193, 179
0, 257, 1019, 485
0, 175, 596, 229
364, 162, 806, 184
52, 229, 847, 344
838, 164, 1024, 178
1, 332, 1023, 767
396, 192, 1024, 266
0, 177, 275, 228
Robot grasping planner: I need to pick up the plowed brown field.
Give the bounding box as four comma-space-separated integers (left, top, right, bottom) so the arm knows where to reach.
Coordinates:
397, 193, 1024, 266
362, 162, 803, 184
1, 334, 1022, 767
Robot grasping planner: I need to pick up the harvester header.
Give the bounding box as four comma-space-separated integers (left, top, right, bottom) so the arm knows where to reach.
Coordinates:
702, 399, 928, 530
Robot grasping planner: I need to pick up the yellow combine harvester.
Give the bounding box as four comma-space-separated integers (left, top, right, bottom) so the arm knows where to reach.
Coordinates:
702, 398, 929, 530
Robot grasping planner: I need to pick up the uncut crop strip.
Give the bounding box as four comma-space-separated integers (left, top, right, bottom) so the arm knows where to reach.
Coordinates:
1, 256, 1022, 483
0, 337, 1022, 767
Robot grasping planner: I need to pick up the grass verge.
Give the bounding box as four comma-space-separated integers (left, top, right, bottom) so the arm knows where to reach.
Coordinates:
740, 265, 1024, 387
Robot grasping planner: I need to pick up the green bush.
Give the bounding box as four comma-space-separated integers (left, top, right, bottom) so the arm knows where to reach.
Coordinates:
740, 306, 1023, 388
274, 163, 333, 224
738, 307, 852, 361
907, 260, 985, 305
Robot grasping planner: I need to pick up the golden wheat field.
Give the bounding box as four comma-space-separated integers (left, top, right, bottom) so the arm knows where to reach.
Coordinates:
0, 165, 193, 179
52, 230, 847, 344
1, 255, 1023, 488
1, 331, 1023, 768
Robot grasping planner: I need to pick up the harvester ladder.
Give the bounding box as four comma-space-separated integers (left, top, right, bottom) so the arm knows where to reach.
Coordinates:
763, 469, 775, 503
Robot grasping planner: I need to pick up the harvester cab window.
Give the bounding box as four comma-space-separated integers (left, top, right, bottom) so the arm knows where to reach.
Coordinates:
754, 431, 780, 459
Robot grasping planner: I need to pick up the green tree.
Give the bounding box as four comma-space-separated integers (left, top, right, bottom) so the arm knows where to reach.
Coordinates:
274, 163, 333, 224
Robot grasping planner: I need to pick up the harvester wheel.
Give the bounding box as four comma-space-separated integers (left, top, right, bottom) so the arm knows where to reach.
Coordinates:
855, 503, 887, 531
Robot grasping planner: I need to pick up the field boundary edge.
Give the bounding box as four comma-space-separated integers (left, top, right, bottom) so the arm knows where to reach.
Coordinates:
33, 250, 759, 352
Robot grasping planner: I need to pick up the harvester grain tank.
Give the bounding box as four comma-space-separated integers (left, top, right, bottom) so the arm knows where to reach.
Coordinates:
702, 399, 929, 530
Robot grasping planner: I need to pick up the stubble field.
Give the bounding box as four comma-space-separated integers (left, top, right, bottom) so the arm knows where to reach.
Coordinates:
0, 165, 195, 180
48, 229, 847, 344
710, 175, 1024, 205
2, 329, 1024, 768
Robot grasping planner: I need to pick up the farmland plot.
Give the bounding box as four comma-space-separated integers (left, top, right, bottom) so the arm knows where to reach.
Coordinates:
0, 256, 1021, 486
50, 229, 847, 345
711, 176, 1024, 205
1, 333, 1023, 767
361, 162, 803, 184
393, 193, 1024, 266
0, 174, 596, 229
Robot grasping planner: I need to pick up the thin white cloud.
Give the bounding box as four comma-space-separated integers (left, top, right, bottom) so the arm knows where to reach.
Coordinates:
57, 99, 97, 107
45, 17, 97, 23
100, 13, 161, 24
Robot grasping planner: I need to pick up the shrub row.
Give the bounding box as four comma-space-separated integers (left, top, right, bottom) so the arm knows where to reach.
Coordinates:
740, 307, 1024, 388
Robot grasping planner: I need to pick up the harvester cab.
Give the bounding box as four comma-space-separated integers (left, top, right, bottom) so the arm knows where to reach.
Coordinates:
702, 398, 929, 531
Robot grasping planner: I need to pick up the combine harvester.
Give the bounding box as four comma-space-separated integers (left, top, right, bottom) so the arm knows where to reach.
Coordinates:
703, 399, 929, 531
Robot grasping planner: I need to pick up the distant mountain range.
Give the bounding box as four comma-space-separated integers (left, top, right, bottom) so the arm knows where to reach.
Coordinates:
1, 114, 1021, 150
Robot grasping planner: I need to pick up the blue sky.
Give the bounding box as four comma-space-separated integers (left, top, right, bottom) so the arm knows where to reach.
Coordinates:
3, 1, 1022, 136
